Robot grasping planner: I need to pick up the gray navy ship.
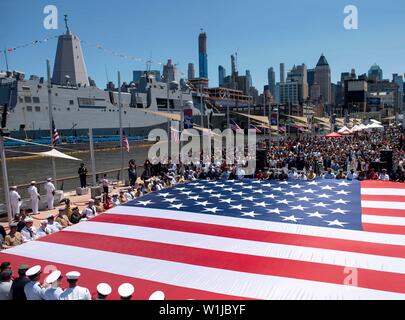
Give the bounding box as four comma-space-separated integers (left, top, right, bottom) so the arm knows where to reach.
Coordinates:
0, 18, 217, 141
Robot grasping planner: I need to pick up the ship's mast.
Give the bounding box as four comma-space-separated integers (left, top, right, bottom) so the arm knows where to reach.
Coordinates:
64, 14, 70, 34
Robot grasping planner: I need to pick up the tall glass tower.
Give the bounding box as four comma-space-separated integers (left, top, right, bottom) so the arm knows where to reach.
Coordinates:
198, 30, 208, 79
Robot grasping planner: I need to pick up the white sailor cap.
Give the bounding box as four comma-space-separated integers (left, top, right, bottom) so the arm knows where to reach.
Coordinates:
26, 265, 41, 277
40, 220, 48, 225
118, 283, 134, 298
30, 181, 36, 184
66, 271, 81, 280
97, 283, 112, 296
45, 270, 61, 284
148, 290, 165, 300
24, 217, 33, 223
10, 186, 17, 190
47, 178, 52, 181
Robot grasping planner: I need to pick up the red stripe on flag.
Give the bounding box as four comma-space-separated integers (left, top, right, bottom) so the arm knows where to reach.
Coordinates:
38, 231, 405, 294
91, 214, 405, 259
361, 195, 405, 202
0, 252, 246, 300
361, 181, 405, 189
362, 207, 405, 218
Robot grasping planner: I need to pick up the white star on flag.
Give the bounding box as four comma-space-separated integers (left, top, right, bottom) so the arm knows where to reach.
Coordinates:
203, 207, 222, 214
325, 219, 348, 227
267, 208, 284, 214
281, 215, 303, 223
169, 203, 186, 210
306, 212, 327, 219
313, 202, 329, 208
241, 211, 261, 218
334, 199, 349, 204
230, 204, 247, 210
330, 208, 349, 215
196, 201, 212, 207
137, 200, 154, 206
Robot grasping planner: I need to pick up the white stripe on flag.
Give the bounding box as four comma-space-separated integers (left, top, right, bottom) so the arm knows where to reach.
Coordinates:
66, 221, 405, 274
105, 207, 405, 246
5, 241, 405, 300
363, 215, 405, 227
362, 200, 405, 210
361, 188, 405, 196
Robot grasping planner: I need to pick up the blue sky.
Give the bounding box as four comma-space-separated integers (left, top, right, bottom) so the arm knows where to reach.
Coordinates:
1, 0, 404, 89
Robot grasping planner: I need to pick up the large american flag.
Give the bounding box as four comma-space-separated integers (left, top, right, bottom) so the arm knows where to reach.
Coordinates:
1, 179, 405, 299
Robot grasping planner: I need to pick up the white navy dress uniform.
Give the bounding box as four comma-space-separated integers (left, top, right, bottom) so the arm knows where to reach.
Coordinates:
9, 186, 21, 218
24, 265, 45, 300
21, 217, 37, 242
96, 283, 112, 300
43, 270, 63, 300
44, 178, 56, 210
59, 272, 91, 300
149, 290, 165, 300
118, 283, 134, 299
27, 182, 40, 214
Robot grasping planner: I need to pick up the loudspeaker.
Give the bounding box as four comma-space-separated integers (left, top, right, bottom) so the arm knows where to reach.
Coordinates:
380, 150, 393, 172
256, 149, 267, 171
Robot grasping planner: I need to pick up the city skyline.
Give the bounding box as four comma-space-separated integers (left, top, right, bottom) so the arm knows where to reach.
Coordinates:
1, 0, 405, 89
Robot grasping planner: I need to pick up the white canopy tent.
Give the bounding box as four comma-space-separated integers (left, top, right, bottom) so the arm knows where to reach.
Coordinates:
366, 122, 384, 130
35, 148, 82, 161
370, 119, 382, 125
338, 126, 351, 134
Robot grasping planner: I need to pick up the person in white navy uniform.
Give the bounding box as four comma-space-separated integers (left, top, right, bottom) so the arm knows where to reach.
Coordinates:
24, 265, 45, 300
47, 214, 62, 233
118, 283, 134, 300
95, 283, 112, 300
27, 181, 40, 215
43, 270, 64, 300
59, 271, 91, 300
149, 290, 165, 300
9, 186, 21, 219
44, 178, 56, 210
20, 217, 37, 242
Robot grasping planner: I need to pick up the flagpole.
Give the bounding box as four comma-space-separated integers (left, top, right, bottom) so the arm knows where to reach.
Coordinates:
47, 59, 57, 185
118, 71, 124, 185
88, 127, 97, 186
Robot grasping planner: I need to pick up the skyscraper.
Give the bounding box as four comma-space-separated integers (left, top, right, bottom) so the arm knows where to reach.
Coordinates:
314, 54, 332, 104
218, 65, 226, 86
198, 30, 208, 79
280, 63, 285, 83
246, 70, 252, 90
287, 64, 308, 103
268, 67, 276, 98
307, 69, 315, 89
368, 64, 383, 81
187, 63, 195, 79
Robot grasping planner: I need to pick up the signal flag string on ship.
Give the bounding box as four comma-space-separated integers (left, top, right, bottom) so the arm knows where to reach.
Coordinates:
80, 40, 163, 66
2, 36, 163, 67
2, 35, 59, 53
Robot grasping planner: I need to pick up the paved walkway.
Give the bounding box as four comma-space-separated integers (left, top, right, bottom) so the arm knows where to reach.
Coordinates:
0, 184, 123, 231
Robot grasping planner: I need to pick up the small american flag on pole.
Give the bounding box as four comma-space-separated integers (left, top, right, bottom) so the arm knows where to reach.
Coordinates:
51, 119, 60, 146
230, 119, 241, 131
249, 124, 262, 133
171, 121, 180, 143
122, 135, 130, 152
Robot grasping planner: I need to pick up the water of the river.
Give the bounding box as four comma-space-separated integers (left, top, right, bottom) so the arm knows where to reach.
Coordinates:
0, 146, 151, 203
